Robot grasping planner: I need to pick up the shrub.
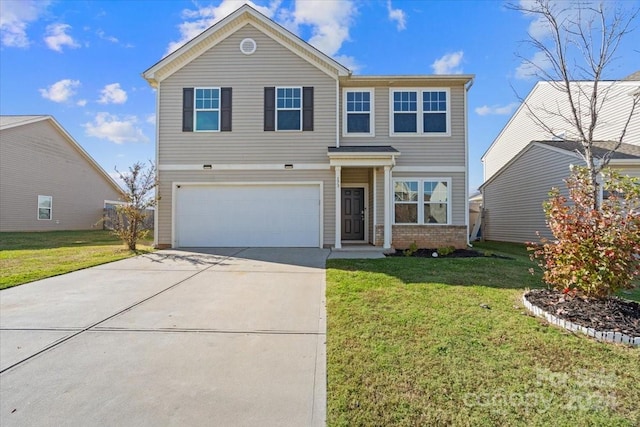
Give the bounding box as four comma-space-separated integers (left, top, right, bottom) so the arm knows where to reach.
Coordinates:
437, 246, 455, 257
403, 241, 418, 257
529, 167, 640, 299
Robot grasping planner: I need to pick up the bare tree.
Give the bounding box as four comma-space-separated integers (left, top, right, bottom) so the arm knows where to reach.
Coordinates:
108, 161, 157, 251
509, 0, 639, 208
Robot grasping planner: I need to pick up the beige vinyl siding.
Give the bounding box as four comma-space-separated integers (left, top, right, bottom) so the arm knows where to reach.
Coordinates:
156, 169, 335, 246
339, 84, 466, 167
390, 171, 466, 225
0, 120, 121, 231
158, 24, 336, 166
482, 145, 580, 243
613, 166, 640, 179
483, 81, 640, 181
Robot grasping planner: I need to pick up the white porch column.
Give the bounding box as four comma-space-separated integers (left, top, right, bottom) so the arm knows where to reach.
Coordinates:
383, 165, 391, 249
334, 166, 342, 249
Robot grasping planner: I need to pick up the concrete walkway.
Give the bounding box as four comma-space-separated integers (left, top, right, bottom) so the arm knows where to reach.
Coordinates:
0, 248, 329, 427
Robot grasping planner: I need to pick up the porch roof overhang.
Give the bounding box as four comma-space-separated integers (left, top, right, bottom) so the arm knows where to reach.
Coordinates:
327, 146, 400, 167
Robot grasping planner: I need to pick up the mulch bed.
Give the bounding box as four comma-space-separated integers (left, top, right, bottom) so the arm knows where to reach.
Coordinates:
386, 248, 513, 259
525, 288, 640, 337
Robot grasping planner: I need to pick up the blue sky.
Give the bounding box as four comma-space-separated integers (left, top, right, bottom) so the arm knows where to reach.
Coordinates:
1, 0, 638, 191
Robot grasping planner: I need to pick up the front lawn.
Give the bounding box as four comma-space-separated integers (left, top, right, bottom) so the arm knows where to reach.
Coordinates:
0, 230, 153, 289
326, 242, 640, 426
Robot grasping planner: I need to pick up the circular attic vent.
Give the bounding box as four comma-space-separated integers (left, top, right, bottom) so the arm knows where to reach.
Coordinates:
240, 38, 257, 55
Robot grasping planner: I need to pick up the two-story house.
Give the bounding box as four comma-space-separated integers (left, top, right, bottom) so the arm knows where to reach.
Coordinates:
143, 5, 473, 250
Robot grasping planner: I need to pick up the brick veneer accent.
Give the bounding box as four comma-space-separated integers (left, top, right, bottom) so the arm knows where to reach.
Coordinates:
375, 225, 467, 249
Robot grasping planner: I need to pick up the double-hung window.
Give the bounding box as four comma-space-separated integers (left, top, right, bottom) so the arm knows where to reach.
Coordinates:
390, 89, 450, 136
276, 87, 302, 130
194, 88, 220, 131
38, 195, 52, 220
394, 179, 450, 224
344, 89, 373, 135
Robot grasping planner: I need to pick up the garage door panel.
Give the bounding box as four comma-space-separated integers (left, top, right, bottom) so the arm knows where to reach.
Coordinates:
175, 185, 320, 247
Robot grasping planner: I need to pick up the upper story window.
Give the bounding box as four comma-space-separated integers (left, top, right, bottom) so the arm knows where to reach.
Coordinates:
277, 87, 302, 131
264, 86, 314, 132
343, 89, 374, 136
195, 88, 220, 131
393, 179, 451, 224
390, 88, 450, 136
38, 195, 52, 220
182, 87, 232, 132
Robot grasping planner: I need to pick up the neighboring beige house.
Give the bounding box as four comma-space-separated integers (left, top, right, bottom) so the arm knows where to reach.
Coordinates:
143, 5, 473, 250
0, 115, 123, 232
480, 75, 640, 243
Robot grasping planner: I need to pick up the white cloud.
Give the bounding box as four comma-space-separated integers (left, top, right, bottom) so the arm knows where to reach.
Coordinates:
475, 102, 519, 116
387, 0, 406, 31
286, 0, 356, 57
165, 0, 280, 55
0, 0, 49, 47
515, 51, 552, 79
77, 99, 87, 107
333, 54, 360, 72
39, 79, 80, 103
431, 51, 464, 74
96, 29, 118, 43
44, 23, 80, 52
146, 114, 156, 125
98, 83, 128, 104
84, 113, 149, 144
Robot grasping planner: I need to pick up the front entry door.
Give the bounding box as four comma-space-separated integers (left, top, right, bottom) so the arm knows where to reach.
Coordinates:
342, 188, 365, 240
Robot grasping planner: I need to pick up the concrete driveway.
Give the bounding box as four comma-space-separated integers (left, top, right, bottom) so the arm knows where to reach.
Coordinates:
0, 248, 329, 427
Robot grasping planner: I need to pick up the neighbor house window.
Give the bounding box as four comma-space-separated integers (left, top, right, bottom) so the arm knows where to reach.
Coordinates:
394, 181, 418, 223
394, 179, 451, 224
276, 87, 302, 130
390, 88, 450, 135
38, 195, 52, 220
194, 88, 220, 131
344, 89, 374, 135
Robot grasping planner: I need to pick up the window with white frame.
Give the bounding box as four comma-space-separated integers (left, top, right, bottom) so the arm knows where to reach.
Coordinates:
276, 87, 302, 130
195, 88, 220, 131
38, 195, 52, 220
394, 179, 450, 224
344, 89, 373, 135
390, 89, 449, 135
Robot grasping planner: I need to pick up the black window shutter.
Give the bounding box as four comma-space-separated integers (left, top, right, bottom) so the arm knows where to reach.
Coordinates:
303, 87, 314, 131
264, 87, 275, 131
220, 87, 232, 132
182, 88, 194, 132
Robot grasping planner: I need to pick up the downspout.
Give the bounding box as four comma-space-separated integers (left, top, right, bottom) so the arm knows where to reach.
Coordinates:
336, 79, 340, 148
154, 80, 160, 248
464, 78, 474, 247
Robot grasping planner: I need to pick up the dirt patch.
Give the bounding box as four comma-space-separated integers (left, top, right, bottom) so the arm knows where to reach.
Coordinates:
525, 289, 640, 337
386, 248, 514, 259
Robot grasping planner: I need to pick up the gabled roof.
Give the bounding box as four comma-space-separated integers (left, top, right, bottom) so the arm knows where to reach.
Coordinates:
143, 4, 350, 87
0, 115, 122, 194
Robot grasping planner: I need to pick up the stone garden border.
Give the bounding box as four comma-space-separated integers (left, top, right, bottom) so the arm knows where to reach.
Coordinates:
523, 292, 640, 347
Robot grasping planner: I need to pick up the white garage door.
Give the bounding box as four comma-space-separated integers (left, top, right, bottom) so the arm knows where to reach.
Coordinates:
175, 184, 321, 247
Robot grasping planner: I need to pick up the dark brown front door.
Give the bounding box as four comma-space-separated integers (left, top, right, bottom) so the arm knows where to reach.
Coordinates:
342, 188, 365, 240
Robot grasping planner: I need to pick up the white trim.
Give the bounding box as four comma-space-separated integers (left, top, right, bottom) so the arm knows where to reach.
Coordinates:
393, 166, 465, 173
104, 200, 126, 206
328, 157, 397, 168
239, 38, 256, 55
392, 177, 452, 225
372, 168, 377, 246
383, 166, 391, 249
342, 88, 375, 137
334, 167, 341, 249
335, 80, 340, 148
193, 87, 221, 132
464, 78, 472, 245
154, 82, 160, 247
341, 183, 370, 243
159, 163, 330, 171
171, 181, 324, 248
388, 88, 451, 137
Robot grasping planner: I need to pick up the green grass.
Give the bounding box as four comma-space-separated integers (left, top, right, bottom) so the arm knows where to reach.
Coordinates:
326, 242, 640, 426
0, 230, 153, 289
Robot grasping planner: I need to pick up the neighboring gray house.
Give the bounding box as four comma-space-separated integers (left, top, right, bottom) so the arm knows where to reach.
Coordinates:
143, 5, 474, 249
480, 76, 640, 243
0, 115, 122, 232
